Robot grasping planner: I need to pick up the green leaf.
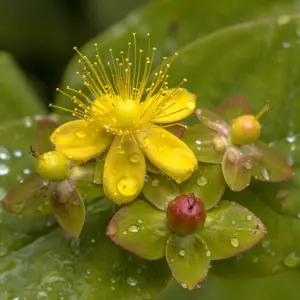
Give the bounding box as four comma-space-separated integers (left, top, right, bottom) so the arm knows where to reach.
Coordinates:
166, 234, 210, 290
56, 0, 300, 110
180, 164, 226, 210
211, 190, 300, 276
216, 95, 253, 124
0, 52, 45, 123
251, 141, 294, 182
222, 147, 252, 191
0, 199, 171, 299
107, 200, 171, 260
143, 174, 180, 211
200, 200, 266, 260
52, 180, 85, 237
181, 124, 225, 163
3, 173, 53, 216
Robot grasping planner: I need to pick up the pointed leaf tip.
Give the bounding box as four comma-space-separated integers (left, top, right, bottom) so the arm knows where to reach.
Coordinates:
166, 234, 210, 290
52, 180, 85, 237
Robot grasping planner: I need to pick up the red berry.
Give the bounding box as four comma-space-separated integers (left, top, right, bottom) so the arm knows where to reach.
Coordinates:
167, 194, 206, 235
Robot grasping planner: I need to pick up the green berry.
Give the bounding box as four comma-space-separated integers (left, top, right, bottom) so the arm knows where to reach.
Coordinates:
230, 115, 261, 145
36, 151, 69, 182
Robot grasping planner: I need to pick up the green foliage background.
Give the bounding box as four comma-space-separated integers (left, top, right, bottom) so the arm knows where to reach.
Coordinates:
1, 0, 300, 299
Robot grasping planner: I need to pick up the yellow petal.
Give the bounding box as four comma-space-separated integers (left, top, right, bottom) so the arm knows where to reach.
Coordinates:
51, 120, 113, 161
103, 135, 146, 205
135, 125, 198, 183
148, 88, 196, 123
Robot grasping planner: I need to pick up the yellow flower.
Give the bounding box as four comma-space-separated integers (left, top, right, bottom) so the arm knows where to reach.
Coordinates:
50, 33, 198, 205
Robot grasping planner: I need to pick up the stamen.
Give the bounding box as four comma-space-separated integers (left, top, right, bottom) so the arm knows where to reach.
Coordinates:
255, 103, 270, 120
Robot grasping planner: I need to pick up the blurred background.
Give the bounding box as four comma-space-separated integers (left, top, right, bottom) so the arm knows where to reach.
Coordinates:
0, 0, 148, 107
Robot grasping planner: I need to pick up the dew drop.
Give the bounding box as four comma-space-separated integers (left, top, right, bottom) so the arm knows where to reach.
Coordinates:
128, 224, 140, 233
122, 231, 128, 235
286, 134, 296, 143
179, 249, 185, 257
205, 250, 211, 257
261, 168, 270, 181
283, 252, 300, 268
75, 130, 87, 138
130, 153, 140, 163
213, 137, 226, 152
158, 145, 164, 153
117, 177, 139, 196
243, 162, 252, 170
197, 176, 208, 187
151, 178, 160, 187
246, 214, 253, 221
23, 116, 33, 128
0, 164, 10, 176
230, 238, 239, 248
127, 277, 138, 286
160, 132, 166, 138
196, 140, 201, 145
137, 219, 143, 224
181, 283, 188, 289
231, 220, 236, 225
282, 41, 291, 48
0, 146, 10, 160
153, 228, 166, 236
277, 15, 291, 25
118, 148, 125, 154
23, 168, 31, 175
13, 150, 22, 157
144, 174, 150, 181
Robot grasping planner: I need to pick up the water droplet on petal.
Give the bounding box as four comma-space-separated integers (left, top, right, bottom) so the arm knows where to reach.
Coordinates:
151, 178, 160, 187
197, 176, 208, 187
130, 153, 140, 163
75, 130, 87, 138
230, 238, 239, 248
160, 132, 165, 138
179, 249, 185, 257
118, 148, 125, 154
117, 177, 139, 196
128, 224, 140, 233
158, 145, 164, 153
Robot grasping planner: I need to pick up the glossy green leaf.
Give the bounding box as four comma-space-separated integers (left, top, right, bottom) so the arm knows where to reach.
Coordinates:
0, 199, 171, 299
222, 147, 252, 191
166, 234, 210, 290
143, 174, 180, 211
200, 200, 266, 260
34, 117, 58, 154
107, 200, 171, 260
180, 164, 226, 210
0, 52, 46, 123
56, 0, 300, 110
251, 141, 294, 182
3, 173, 53, 216
211, 190, 300, 277
181, 124, 225, 163
216, 95, 253, 125
52, 180, 85, 237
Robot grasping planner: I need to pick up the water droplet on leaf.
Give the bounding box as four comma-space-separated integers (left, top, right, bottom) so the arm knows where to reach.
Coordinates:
75, 130, 86, 138
0, 164, 10, 176
230, 238, 239, 248
205, 250, 211, 257
127, 277, 138, 286
246, 215, 253, 221
128, 224, 140, 233
197, 176, 208, 186
283, 252, 300, 268
179, 249, 185, 257
151, 178, 160, 187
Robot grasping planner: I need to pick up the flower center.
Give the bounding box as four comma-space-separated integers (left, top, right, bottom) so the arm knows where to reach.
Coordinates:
114, 99, 140, 128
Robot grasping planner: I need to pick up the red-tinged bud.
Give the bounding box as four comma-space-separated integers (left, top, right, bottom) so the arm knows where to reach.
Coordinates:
230, 104, 269, 146
167, 194, 206, 235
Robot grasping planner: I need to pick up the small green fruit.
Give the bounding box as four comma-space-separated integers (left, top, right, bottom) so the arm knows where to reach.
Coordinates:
230, 115, 261, 145
36, 151, 69, 182
167, 194, 206, 235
